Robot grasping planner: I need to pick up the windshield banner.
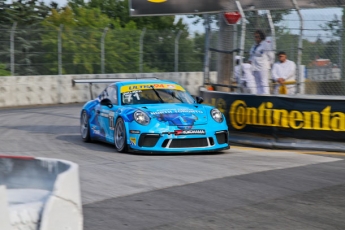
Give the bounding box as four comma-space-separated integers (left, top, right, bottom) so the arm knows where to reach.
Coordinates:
121, 83, 185, 93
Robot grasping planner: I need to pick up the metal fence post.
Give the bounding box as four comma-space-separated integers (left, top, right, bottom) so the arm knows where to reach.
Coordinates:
203, 14, 211, 85
291, 0, 304, 94
233, 23, 237, 91
58, 24, 64, 75
236, 1, 246, 91
175, 30, 182, 72
101, 27, 109, 74
339, 22, 344, 89
266, 10, 276, 53
139, 28, 146, 73
10, 22, 17, 76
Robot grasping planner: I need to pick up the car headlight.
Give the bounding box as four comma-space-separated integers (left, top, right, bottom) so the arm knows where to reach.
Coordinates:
211, 108, 224, 123
134, 110, 150, 125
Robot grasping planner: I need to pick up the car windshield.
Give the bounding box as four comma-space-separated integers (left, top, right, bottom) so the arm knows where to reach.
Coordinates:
121, 84, 195, 105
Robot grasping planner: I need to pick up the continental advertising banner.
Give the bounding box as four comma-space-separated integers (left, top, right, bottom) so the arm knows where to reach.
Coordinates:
201, 91, 345, 142
129, 0, 344, 16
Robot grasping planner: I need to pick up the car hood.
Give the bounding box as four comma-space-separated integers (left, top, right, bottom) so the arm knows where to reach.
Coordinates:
135, 103, 208, 128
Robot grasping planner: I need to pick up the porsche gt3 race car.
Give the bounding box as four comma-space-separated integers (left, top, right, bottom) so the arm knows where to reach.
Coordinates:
79, 79, 230, 153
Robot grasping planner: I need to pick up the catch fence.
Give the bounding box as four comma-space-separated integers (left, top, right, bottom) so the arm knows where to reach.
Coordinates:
206, 6, 345, 96
1, 6, 345, 96
0, 26, 204, 76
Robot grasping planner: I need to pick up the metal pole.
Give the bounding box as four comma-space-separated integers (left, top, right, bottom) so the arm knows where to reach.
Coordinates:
174, 30, 182, 72
139, 28, 146, 73
339, 22, 343, 82
266, 10, 276, 53
233, 23, 237, 87
58, 24, 63, 75
235, 1, 246, 90
291, 0, 303, 94
203, 14, 211, 85
10, 22, 17, 76
236, 1, 246, 64
101, 27, 109, 74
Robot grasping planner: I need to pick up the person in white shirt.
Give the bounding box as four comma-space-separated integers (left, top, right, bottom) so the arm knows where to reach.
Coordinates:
249, 30, 275, 95
271, 51, 297, 95
234, 56, 257, 94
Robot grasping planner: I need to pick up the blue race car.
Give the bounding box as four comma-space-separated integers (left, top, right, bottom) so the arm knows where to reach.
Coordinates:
79, 79, 229, 153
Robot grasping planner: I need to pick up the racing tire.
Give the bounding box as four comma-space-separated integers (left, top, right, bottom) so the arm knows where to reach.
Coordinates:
80, 110, 91, 142
114, 118, 128, 153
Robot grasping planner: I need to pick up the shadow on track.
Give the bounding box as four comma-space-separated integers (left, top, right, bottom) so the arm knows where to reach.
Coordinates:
56, 134, 226, 157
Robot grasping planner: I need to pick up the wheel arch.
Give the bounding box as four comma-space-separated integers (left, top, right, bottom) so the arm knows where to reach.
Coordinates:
115, 115, 131, 145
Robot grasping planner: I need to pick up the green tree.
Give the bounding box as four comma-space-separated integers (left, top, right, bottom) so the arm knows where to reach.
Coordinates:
69, 0, 202, 72
0, 0, 58, 75
41, 6, 157, 74
72, 0, 179, 30
0, 63, 11, 76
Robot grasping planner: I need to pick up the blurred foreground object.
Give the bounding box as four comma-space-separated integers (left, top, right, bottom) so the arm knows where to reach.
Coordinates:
0, 155, 83, 230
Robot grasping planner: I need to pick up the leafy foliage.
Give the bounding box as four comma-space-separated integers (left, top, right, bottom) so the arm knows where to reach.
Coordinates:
0, 63, 11, 76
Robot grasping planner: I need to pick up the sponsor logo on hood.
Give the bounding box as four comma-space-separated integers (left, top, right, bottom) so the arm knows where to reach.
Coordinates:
150, 109, 204, 115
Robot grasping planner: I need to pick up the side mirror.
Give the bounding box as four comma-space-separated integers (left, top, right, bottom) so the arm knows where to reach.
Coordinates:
100, 98, 113, 108
195, 96, 204, 104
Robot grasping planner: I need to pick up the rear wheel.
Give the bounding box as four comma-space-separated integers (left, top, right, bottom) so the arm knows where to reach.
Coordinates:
114, 118, 128, 152
80, 110, 91, 142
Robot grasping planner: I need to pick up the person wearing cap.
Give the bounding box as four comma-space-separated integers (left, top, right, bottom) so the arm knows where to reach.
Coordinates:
249, 30, 275, 94
234, 56, 257, 94
271, 51, 297, 95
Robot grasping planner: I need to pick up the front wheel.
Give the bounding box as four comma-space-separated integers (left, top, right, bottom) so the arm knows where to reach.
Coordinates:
80, 110, 91, 142
114, 118, 128, 152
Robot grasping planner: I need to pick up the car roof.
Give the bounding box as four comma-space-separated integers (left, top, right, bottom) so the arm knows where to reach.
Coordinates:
113, 79, 181, 87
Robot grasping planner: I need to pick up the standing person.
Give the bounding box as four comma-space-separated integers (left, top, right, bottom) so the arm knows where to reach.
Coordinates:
234, 56, 257, 94
249, 30, 275, 94
271, 51, 297, 95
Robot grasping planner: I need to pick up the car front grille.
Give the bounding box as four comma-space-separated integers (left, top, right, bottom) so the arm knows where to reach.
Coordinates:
163, 138, 210, 148
215, 131, 228, 144
138, 134, 160, 147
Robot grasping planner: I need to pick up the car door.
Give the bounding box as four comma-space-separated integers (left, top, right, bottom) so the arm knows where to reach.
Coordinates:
98, 85, 118, 143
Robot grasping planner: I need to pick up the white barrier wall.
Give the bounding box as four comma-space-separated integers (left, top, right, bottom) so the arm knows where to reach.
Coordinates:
0, 72, 217, 108
0, 156, 82, 230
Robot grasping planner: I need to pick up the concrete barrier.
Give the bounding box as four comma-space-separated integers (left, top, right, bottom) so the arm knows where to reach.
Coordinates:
0, 72, 217, 108
0, 155, 82, 230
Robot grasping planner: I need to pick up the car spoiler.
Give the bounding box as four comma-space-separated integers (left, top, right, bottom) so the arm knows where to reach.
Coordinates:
71, 77, 159, 99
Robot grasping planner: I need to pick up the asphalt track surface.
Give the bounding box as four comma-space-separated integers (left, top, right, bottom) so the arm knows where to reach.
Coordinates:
1, 104, 345, 230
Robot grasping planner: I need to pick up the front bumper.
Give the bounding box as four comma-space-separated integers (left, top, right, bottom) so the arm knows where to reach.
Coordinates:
128, 144, 230, 154
127, 128, 230, 153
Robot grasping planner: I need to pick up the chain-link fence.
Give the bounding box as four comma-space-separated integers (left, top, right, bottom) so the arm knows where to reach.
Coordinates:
207, 7, 345, 96
1, 7, 345, 96
0, 26, 204, 76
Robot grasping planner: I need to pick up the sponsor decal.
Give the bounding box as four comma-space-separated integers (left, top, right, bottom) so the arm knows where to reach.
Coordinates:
150, 109, 203, 115
109, 111, 115, 130
130, 137, 136, 145
230, 100, 345, 131
91, 126, 101, 135
121, 84, 184, 93
130, 130, 141, 134
174, 129, 205, 135
123, 90, 142, 95
148, 0, 167, 3
100, 110, 109, 118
